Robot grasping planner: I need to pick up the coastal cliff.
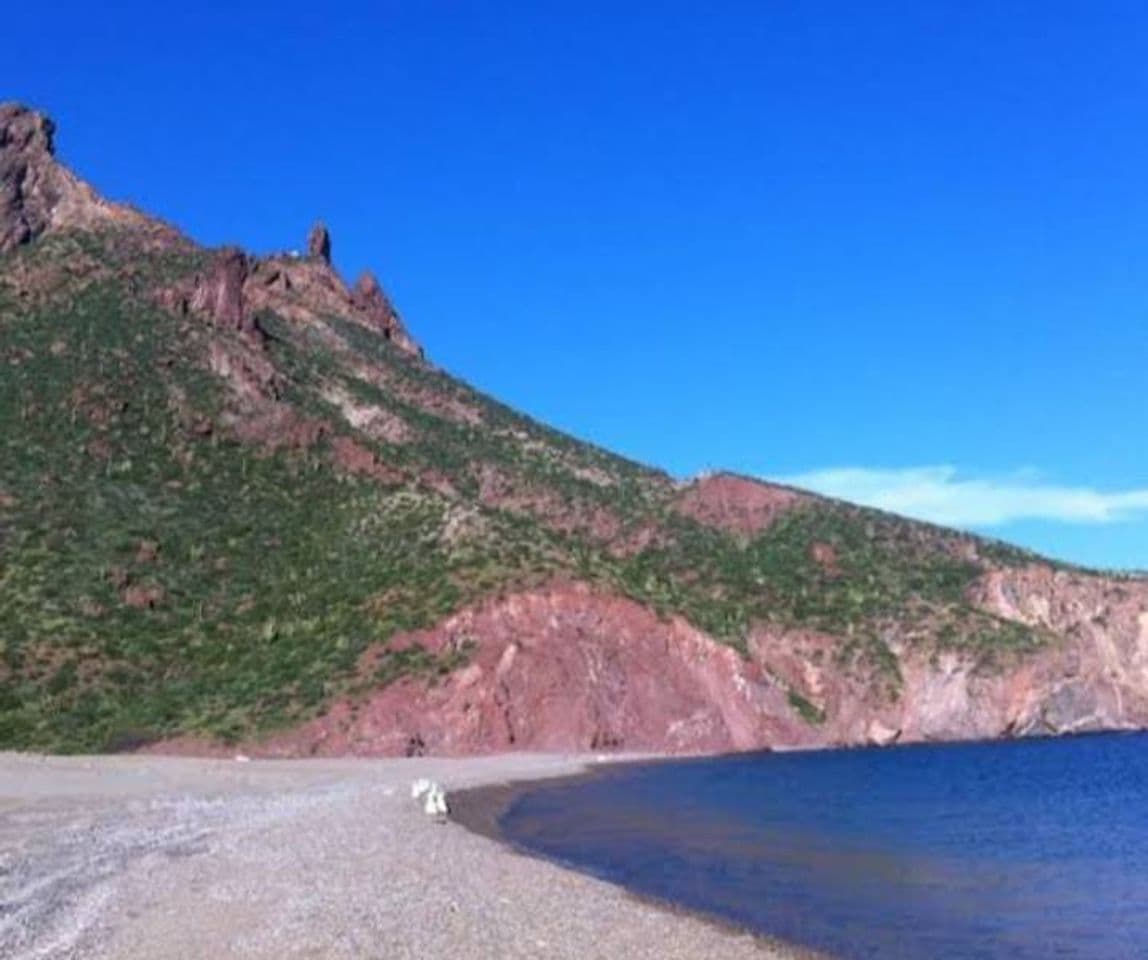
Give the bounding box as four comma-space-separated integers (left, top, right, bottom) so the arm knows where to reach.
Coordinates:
2, 102, 1146, 755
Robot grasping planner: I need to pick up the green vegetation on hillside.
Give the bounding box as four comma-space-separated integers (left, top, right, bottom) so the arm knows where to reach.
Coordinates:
0, 231, 1047, 751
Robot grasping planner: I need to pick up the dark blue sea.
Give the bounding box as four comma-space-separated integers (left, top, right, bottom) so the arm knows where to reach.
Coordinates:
499, 734, 1148, 959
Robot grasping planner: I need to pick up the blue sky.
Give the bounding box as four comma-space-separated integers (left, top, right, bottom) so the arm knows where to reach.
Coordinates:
9, 2, 1148, 569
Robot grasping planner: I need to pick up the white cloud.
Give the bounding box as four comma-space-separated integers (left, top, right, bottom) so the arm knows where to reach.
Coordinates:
776, 465, 1148, 528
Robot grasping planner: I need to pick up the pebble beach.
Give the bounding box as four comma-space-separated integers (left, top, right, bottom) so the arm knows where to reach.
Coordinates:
0, 752, 810, 959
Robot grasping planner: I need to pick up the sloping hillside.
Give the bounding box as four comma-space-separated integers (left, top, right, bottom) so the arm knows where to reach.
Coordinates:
3, 103, 1147, 754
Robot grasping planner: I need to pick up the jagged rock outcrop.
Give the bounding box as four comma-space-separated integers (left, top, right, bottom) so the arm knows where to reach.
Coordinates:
157, 246, 261, 340
351, 269, 422, 356
0, 103, 178, 252
157, 224, 423, 358
190, 247, 252, 333
0, 104, 56, 251
307, 221, 331, 263
0, 102, 422, 359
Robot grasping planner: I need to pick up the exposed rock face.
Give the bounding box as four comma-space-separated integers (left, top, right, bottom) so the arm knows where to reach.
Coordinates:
351, 270, 422, 356
307, 221, 331, 263
967, 566, 1148, 733
228, 565, 1148, 758
241, 254, 423, 358
749, 565, 1148, 747
0, 102, 423, 360
158, 246, 263, 341
190, 247, 251, 333
0, 104, 56, 251
157, 229, 424, 358
675, 472, 808, 536
253, 583, 792, 757
0, 102, 178, 252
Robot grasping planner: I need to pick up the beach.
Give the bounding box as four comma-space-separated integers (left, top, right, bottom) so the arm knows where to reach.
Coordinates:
0, 752, 808, 959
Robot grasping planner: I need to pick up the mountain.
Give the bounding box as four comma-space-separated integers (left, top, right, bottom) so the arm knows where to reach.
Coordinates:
3, 102, 1147, 756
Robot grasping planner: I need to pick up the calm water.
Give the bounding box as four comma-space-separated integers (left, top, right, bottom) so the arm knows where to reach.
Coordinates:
500, 734, 1148, 959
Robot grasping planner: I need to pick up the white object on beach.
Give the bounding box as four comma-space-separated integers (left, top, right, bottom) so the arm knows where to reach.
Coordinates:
423, 784, 449, 817
411, 778, 448, 815
234, 754, 251, 763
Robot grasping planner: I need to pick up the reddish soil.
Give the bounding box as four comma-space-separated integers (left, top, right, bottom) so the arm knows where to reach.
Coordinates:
674, 472, 808, 537
145, 566, 1148, 759
227, 582, 804, 757
329, 435, 402, 482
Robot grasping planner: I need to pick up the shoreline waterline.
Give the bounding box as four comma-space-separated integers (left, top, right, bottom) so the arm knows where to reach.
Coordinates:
471, 734, 1148, 960
449, 754, 830, 960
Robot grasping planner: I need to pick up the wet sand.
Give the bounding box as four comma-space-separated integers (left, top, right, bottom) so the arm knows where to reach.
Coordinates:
0, 752, 810, 959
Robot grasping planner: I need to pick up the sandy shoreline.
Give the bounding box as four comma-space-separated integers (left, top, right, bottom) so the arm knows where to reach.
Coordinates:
0, 752, 815, 959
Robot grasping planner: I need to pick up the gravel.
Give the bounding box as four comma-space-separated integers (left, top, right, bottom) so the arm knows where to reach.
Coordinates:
0, 752, 808, 959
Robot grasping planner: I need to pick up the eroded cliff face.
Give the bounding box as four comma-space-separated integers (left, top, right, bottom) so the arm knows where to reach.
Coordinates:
0, 103, 179, 252
193, 582, 798, 757
967, 567, 1148, 732
774, 565, 1148, 745
157, 566, 1148, 758
746, 566, 1148, 749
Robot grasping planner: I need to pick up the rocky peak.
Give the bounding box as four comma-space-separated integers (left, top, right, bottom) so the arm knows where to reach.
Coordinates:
1, 104, 60, 252
0, 102, 177, 254
353, 269, 388, 306
0, 103, 56, 156
351, 270, 422, 356
307, 221, 331, 264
